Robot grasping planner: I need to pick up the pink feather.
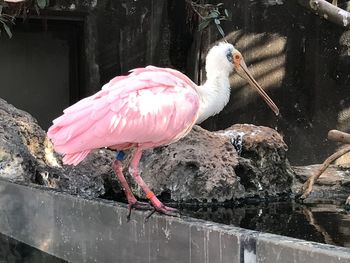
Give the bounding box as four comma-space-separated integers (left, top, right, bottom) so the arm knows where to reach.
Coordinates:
47, 66, 200, 165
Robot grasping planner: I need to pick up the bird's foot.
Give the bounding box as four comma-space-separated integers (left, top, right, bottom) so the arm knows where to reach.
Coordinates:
146, 204, 179, 221
127, 201, 153, 221
145, 191, 180, 220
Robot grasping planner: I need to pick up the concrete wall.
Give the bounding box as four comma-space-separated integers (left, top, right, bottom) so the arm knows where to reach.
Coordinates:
1, 179, 350, 263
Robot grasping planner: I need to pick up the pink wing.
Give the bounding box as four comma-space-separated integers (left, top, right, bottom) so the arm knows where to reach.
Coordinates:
47, 66, 200, 165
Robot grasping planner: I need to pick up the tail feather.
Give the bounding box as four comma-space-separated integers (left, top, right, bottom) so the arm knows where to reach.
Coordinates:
62, 150, 90, 166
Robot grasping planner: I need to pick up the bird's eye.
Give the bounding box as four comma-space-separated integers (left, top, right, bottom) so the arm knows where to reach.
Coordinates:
234, 54, 240, 60
226, 51, 233, 62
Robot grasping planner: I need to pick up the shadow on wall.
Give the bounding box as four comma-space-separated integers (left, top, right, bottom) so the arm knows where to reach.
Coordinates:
196, 0, 350, 165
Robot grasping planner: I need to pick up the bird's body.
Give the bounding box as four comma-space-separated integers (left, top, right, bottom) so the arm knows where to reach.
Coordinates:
48, 67, 201, 165
48, 43, 279, 217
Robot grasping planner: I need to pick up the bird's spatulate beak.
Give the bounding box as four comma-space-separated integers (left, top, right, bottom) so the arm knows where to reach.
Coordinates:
235, 59, 279, 116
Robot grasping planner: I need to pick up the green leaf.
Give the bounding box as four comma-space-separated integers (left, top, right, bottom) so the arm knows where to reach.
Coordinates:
2, 22, 12, 38
36, 0, 47, 9
214, 18, 220, 24
216, 24, 225, 38
224, 9, 232, 20
216, 3, 224, 7
34, 4, 40, 14
1, 14, 14, 23
0, 5, 3, 14
198, 19, 211, 31
208, 10, 220, 18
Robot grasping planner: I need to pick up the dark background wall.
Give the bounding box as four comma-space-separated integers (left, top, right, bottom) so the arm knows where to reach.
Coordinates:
0, 19, 84, 130
0, 0, 349, 165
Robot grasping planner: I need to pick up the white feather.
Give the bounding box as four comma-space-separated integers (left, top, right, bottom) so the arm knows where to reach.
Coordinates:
196, 42, 236, 124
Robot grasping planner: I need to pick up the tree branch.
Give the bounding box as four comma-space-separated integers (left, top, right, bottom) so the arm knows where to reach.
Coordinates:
328, 129, 350, 144
298, 0, 350, 28
4, 0, 25, 2
301, 144, 350, 199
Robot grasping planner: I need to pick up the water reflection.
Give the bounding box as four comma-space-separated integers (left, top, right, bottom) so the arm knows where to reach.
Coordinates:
0, 232, 66, 263
180, 202, 350, 248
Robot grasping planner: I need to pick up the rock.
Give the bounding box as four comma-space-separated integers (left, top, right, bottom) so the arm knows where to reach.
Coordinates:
0, 98, 111, 198
0, 98, 54, 183
123, 124, 294, 203
59, 149, 114, 199
0, 98, 294, 203
126, 125, 243, 203
226, 124, 294, 199
293, 165, 350, 203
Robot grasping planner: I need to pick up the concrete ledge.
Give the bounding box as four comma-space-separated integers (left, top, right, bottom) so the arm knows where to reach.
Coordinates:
0, 178, 349, 263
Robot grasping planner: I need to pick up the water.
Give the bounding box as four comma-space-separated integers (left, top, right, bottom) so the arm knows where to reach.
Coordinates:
0, 232, 67, 263
180, 201, 350, 248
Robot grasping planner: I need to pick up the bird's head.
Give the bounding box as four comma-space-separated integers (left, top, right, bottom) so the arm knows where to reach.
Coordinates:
205, 42, 279, 116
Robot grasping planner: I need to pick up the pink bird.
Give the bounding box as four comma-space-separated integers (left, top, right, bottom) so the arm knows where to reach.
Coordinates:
47, 42, 279, 218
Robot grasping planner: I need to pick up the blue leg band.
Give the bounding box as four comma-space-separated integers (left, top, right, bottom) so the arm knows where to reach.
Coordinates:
116, 151, 125, 161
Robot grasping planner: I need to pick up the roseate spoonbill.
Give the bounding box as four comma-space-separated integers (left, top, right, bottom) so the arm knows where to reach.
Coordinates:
47, 42, 279, 218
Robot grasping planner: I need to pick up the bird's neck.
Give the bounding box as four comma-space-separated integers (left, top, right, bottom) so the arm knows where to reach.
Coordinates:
195, 72, 231, 124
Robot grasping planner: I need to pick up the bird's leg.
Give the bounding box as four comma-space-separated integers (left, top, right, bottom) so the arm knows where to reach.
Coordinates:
112, 152, 151, 220
129, 148, 179, 217
112, 160, 151, 209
